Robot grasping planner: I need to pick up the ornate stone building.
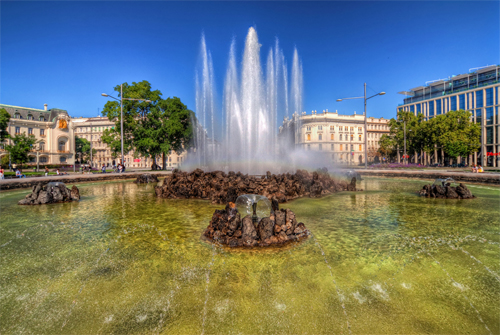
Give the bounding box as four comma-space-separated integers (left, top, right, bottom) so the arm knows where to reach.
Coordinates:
0, 103, 75, 165
367, 117, 390, 162
280, 110, 368, 165
72, 116, 187, 169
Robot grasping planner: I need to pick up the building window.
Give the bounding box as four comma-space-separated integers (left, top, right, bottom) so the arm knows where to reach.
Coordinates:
58, 141, 65, 152
486, 127, 493, 144
318, 134, 322, 141
40, 156, 48, 163
450, 96, 457, 111
319, 144, 322, 151
429, 101, 434, 116
60, 156, 66, 163
331, 144, 334, 150
339, 134, 342, 141
358, 135, 361, 141
15, 127, 20, 134
410, 105, 414, 113
28, 128, 33, 135
358, 127, 362, 132
27, 115, 33, 120
340, 144, 343, 151
330, 126, 334, 131
486, 107, 493, 125
476, 109, 482, 125
306, 134, 311, 141
351, 144, 354, 151
318, 125, 323, 130
359, 145, 362, 151
459, 94, 465, 110
476, 90, 483, 108
39, 116, 44, 121
436, 100, 442, 115
350, 134, 353, 141
39, 142, 45, 151
486, 88, 493, 106
350, 127, 354, 131
330, 134, 334, 140
416, 104, 421, 113
306, 126, 311, 131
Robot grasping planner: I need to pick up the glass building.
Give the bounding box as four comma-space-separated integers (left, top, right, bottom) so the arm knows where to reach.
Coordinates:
397, 65, 500, 167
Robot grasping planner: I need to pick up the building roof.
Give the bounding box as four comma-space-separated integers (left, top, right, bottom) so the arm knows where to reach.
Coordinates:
0, 103, 68, 122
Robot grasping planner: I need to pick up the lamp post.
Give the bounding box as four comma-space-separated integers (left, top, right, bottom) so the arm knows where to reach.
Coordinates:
101, 84, 151, 167
337, 83, 385, 169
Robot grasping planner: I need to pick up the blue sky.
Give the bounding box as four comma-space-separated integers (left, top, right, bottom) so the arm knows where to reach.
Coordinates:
1, 1, 498, 123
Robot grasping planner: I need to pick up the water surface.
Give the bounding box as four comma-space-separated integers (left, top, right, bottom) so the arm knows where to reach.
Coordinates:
1, 178, 499, 334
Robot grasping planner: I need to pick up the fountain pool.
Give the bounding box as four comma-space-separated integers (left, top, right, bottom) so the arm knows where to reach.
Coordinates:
0, 178, 499, 334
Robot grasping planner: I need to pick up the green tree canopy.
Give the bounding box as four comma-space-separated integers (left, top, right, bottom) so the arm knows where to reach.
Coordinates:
5, 133, 38, 167
101, 81, 194, 168
0, 108, 11, 142
75, 137, 97, 163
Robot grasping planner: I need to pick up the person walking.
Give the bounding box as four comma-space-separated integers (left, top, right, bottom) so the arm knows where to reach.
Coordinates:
0, 167, 4, 180
45, 166, 49, 176
102, 164, 106, 173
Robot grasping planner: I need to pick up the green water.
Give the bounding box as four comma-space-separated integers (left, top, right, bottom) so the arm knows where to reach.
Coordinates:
0, 178, 499, 334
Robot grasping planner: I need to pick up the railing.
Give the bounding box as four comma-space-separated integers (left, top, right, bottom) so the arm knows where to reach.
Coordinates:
57, 150, 69, 153
40, 134, 46, 137
401, 80, 499, 106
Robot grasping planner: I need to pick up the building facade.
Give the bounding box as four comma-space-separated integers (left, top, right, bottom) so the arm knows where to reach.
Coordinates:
367, 117, 390, 163
72, 116, 187, 169
398, 65, 500, 167
0, 103, 76, 166
280, 110, 387, 165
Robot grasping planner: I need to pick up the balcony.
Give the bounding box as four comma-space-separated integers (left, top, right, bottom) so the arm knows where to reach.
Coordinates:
40, 134, 46, 137
57, 150, 69, 154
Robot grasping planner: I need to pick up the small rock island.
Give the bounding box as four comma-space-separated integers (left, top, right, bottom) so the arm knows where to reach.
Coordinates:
18, 182, 80, 205
419, 179, 475, 199
203, 195, 309, 248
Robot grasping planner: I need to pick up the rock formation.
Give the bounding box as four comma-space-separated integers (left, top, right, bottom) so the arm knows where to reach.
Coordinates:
203, 201, 309, 247
418, 183, 475, 199
134, 173, 159, 184
18, 182, 80, 205
155, 168, 358, 204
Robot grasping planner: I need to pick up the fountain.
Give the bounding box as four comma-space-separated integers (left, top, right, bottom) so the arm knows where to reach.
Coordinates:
191, 27, 303, 174
202, 194, 309, 247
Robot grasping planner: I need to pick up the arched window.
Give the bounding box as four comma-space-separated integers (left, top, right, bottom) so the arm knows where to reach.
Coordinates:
318, 134, 322, 141
14, 113, 20, 119
58, 141, 65, 152
40, 156, 48, 163
60, 156, 66, 163
359, 135, 362, 141
27, 114, 33, 120
39, 142, 45, 151
39, 116, 45, 121
350, 134, 354, 141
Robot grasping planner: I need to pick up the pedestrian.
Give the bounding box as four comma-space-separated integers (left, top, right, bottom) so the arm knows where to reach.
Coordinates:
45, 166, 49, 176
0, 167, 4, 180
478, 165, 484, 173
56, 169, 60, 175
102, 164, 106, 173
16, 169, 26, 178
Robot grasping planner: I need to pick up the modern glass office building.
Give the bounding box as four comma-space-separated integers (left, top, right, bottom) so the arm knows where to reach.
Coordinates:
398, 65, 500, 167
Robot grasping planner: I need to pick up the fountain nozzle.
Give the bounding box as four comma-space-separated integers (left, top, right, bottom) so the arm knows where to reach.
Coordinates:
252, 202, 258, 226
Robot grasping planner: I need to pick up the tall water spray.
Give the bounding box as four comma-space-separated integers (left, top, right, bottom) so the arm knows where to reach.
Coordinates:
192, 27, 304, 174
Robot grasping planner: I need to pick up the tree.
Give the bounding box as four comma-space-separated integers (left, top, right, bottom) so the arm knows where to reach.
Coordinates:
101, 81, 194, 169
436, 110, 480, 163
5, 133, 37, 169
0, 108, 10, 142
378, 134, 397, 161
75, 137, 97, 163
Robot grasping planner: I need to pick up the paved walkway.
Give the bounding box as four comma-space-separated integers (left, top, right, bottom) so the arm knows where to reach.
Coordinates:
356, 169, 500, 185
0, 171, 172, 191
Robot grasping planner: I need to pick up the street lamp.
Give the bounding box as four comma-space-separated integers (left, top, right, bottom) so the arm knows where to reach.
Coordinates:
337, 83, 385, 168
101, 84, 151, 167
